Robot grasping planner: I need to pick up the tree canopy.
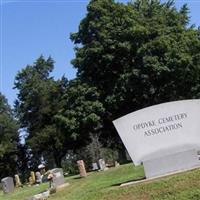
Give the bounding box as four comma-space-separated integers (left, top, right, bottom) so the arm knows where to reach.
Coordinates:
14, 56, 105, 167
0, 93, 19, 179
14, 56, 65, 167
55, 78, 105, 150
71, 0, 200, 119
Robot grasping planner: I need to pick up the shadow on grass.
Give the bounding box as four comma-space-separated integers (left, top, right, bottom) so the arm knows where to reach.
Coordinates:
111, 176, 146, 186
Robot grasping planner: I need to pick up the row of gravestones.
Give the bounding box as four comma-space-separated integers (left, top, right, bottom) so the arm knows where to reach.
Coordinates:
0, 168, 66, 195
92, 159, 120, 171
77, 159, 120, 177
0, 158, 119, 196
78, 159, 112, 177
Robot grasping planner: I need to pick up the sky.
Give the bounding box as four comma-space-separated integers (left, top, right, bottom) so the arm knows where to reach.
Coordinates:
1, 0, 200, 107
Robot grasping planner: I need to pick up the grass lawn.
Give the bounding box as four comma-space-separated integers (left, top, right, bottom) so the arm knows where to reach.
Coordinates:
1, 163, 200, 200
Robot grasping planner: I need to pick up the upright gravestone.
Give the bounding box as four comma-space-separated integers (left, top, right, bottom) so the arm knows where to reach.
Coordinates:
35, 171, 42, 184
1, 177, 14, 194
14, 174, 22, 187
50, 168, 65, 188
38, 164, 46, 176
77, 160, 87, 177
92, 162, 99, 171
114, 161, 120, 167
113, 100, 200, 178
30, 171, 35, 184
98, 159, 106, 171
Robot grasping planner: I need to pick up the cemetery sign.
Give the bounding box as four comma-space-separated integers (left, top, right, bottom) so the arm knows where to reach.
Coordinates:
113, 100, 200, 178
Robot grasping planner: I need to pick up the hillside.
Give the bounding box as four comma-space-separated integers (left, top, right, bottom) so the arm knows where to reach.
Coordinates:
1, 164, 200, 200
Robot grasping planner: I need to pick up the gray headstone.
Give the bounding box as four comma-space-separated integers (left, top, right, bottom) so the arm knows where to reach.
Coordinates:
92, 163, 99, 171
98, 159, 106, 170
35, 171, 42, 184
1, 177, 14, 194
50, 168, 65, 188
143, 149, 200, 178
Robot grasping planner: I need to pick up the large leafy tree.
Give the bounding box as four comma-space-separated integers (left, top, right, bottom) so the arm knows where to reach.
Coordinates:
14, 56, 104, 167
0, 93, 19, 179
55, 79, 105, 151
71, 0, 200, 119
14, 56, 67, 167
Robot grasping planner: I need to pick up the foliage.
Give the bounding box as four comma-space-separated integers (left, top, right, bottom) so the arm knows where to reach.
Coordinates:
100, 147, 119, 165
0, 93, 19, 179
81, 133, 103, 164
55, 78, 105, 150
14, 56, 68, 167
61, 150, 79, 175
14, 57, 105, 167
71, 0, 200, 119
77, 134, 119, 169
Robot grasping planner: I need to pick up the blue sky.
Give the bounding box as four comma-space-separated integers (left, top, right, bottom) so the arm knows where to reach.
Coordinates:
1, 0, 200, 107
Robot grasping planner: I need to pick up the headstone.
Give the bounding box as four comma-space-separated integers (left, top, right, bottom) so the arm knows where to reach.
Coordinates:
38, 164, 46, 175
50, 168, 65, 188
30, 171, 35, 184
98, 159, 107, 171
114, 161, 120, 167
35, 171, 42, 184
77, 160, 87, 177
14, 174, 22, 187
92, 162, 99, 171
28, 176, 33, 186
113, 100, 200, 178
1, 177, 14, 194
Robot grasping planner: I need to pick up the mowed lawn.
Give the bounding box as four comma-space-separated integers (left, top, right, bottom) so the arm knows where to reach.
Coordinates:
1, 163, 200, 200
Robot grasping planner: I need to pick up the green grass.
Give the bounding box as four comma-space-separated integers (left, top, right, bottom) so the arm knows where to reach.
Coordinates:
1, 164, 200, 200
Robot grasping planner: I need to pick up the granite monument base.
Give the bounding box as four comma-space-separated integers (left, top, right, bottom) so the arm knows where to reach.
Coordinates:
143, 149, 200, 178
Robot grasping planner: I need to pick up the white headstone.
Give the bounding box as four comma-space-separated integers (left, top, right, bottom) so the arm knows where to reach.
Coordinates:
92, 163, 99, 171
113, 100, 200, 178
35, 172, 42, 184
98, 159, 106, 171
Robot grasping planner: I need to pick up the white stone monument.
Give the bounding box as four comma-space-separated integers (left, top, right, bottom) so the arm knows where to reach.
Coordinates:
98, 159, 106, 171
113, 100, 200, 178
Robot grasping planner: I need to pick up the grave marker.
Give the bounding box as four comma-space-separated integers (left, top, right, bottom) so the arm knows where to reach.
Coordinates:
1, 177, 14, 194
77, 160, 87, 177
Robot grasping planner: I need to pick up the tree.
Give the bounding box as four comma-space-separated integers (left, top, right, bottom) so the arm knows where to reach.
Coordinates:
71, 0, 200, 119
55, 79, 105, 151
70, 0, 200, 153
14, 56, 68, 167
14, 56, 105, 167
0, 93, 19, 179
